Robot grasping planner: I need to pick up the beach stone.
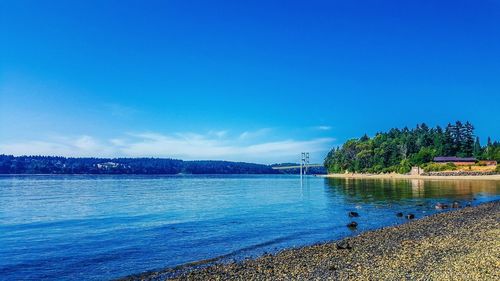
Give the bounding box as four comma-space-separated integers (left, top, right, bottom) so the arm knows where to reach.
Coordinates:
348, 211, 360, 217
347, 221, 358, 228
406, 214, 415, 219
336, 241, 352, 250
396, 212, 403, 217
452, 201, 460, 208
435, 203, 449, 210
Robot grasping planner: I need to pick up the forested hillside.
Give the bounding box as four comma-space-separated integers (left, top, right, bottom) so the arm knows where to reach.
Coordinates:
324, 121, 499, 174
0, 156, 279, 174
0, 156, 327, 175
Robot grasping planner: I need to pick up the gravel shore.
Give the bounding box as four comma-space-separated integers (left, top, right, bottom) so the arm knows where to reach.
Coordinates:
124, 201, 500, 281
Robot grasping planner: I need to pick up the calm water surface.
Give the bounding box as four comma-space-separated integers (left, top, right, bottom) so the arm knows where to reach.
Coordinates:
1, 175, 499, 280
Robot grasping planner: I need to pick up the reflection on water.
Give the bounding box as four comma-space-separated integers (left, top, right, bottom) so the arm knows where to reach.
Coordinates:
325, 178, 500, 204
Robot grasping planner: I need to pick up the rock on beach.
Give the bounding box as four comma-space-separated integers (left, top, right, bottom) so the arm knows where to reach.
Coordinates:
348, 211, 360, 217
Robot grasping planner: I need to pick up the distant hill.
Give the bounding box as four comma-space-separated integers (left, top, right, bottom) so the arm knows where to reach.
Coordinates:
0, 155, 327, 175
0, 155, 279, 175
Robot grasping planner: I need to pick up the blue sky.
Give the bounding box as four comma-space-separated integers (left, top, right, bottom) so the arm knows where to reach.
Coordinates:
1, 0, 499, 163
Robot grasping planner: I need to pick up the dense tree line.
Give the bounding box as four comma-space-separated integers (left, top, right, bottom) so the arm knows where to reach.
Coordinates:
0, 156, 327, 175
0, 156, 281, 174
324, 121, 499, 174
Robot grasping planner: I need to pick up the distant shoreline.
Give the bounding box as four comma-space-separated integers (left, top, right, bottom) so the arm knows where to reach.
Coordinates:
320, 173, 500, 181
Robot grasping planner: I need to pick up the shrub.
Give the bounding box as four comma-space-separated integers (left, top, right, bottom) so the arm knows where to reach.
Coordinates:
398, 159, 412, 174
382, 165, 398, 173
446, 162, 457, 168
369, 164, 384, 174
398, 165, 411, 174
423, 163, 457, 172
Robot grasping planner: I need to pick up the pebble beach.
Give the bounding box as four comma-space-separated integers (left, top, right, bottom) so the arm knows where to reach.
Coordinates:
124, 200, 500, 281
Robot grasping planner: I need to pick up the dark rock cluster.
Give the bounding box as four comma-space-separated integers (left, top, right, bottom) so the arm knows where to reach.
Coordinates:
348, 211, 359, 217
347, 221, 358, 228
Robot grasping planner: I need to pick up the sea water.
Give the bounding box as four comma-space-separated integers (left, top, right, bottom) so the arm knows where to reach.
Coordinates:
1, 175, 499, 280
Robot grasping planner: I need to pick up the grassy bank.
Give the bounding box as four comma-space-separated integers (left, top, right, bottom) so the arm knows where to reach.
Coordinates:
122, 201, 499, 280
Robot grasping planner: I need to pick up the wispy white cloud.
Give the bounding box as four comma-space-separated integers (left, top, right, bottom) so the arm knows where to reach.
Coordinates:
0, 130, 335, 163
239, 128, 272, 140
104, 103, 138, 118
0, 135, 115, 157
208, 130, 228, 138
313, 125, 332, 131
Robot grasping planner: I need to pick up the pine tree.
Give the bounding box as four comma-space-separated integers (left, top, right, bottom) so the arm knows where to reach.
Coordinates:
462, 121, 475, 157
443, 123, 455, 156
433, 126, 445, 156
473, 137, 482, 159
451, 121, 464, 156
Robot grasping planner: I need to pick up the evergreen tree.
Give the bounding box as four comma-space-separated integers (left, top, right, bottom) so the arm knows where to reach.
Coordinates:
473, 137, 482, 158
443, 123, 455, 156
433, 126, 445, 156
451, 121, 463, 156
462, 121, 475, 157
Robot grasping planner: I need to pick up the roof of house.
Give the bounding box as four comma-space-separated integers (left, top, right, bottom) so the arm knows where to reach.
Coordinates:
433, 156, 477, 162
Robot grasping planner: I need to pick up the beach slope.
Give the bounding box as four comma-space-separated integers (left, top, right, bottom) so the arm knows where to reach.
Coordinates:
127, 201, 500, 280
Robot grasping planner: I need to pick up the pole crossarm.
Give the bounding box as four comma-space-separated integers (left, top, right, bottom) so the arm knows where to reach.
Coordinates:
300, 152, 310, 176
271, 164, 323, 170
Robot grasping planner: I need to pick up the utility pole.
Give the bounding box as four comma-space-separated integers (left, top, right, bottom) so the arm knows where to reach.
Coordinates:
305, 152, 310, 175
300, 152, 310, 181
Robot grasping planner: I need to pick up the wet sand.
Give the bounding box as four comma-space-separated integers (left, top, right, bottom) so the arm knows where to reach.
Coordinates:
121, 201, 500, 281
